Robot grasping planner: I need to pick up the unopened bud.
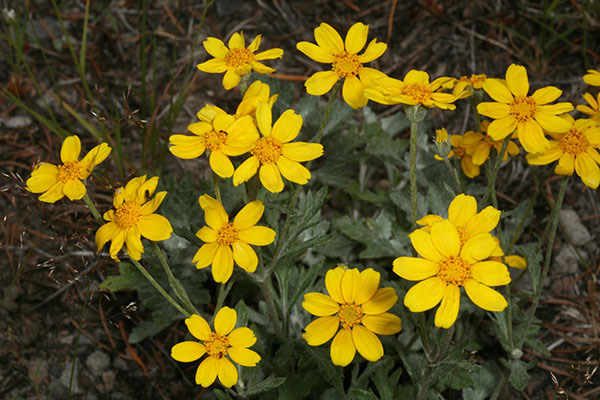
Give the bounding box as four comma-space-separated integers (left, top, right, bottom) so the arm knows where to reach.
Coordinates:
435, 128, 451, 158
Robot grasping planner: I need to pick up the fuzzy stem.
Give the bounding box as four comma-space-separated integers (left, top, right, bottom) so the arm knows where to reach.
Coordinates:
405, 105, 427, 229
213, 172, 222, 203
482, 137, 510, 208
82, 193, 103, 224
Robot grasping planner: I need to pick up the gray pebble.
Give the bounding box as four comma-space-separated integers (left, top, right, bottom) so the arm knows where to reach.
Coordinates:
86, 350, 111, 376
559, 209, 592, 245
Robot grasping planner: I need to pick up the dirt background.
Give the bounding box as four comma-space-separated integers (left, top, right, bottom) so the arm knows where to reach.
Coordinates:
1, 1, 599, 399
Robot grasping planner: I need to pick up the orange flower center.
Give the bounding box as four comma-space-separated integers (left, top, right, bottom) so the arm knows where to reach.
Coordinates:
438, 256, 471, 286
251, 137, 282, 164
456, 226, 468, 246
332, 51, 362, 78
203, 130, 228, 152
460, 74, 486, 89
225, 48, 254, 68
57, 161, 82, 183
217, 222, 239, 246
509, 96, 537, 122
401, 84, 433, 103
453, 147, 466, 158
204, 332, 229, 359
114, 201, 142, 229
558, 127, 590, 156
338, 303, 363, 330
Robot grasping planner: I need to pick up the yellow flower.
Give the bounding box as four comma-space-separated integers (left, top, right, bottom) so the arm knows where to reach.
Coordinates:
296, 22, 387, 109
490, 254, 527, 270
26, 135, 111, 203
436, 133, 480, 178
577, 92, 600, 126
168, 113, 258, 178
459, 73, 487, 90
95, 176, 172, 261
583, 69, 600, 86
477, 64, 573, 154
462, 120, 520, 166
233, 102, 323, 193
365, 70, 461, 110
302, 266, 402, 366
197, 32, 283, 90
171, 307, 261, 388
527, 116, 600, 189
193, 195, 275, 283
394, 218, 510, 329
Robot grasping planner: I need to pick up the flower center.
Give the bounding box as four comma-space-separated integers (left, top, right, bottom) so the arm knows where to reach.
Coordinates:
332, 51, 362, 78
204, 332, 229, 359
114, 201, 142, 229
438, 256, 471, 286
57, 161, 82, 183
456, 226, 468, 246
203, 130, 228, 152
251, 137, 282, 164
460, 74, 486, 88
217, 222, 239, 246
401, 84, 433, 103
453, 147, 466, 158
558, 127, 590, 156
338, 303, 363, 330
225, 48, 254, 68
509, 96, 537, 122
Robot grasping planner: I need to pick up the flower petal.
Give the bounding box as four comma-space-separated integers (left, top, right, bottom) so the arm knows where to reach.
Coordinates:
575, 152, 600, 189
477, 102, 510, 119
465, 206, 501, 236
409, 229, 443, 262
193, 242, 219, 269
531, 86, 562, 104
60, 135, 81, 163
222, 68, 241, 90
342, 76, 367, 109
486, 116, 518, 141
197, 58, 228, 73
276, 157, 311, 185
212, 245, 234, 283
325, 266, 345, 304
237, 226, 276, 246
233, 200, 264, 230
344, 22, 368, 54
302, 316, 339, 346
63, 179, 86, 201
505, 64, 529, 97
460, 233, 498, 263
232, 240, 258, 273
362, 313, 402, 335
186, 314, 212, 341
362, 287, 398, 315
403, 277, 445, 312
518, 120, 549, 154
272, 109, 302, 143
482, 79, 513, 104
340, 268, 360, 304
281, 142, 323, 162
330, 329, 355, 367
314, 22, 344, 54
203, 37, 228, 58
196, 357, 218, 387
352, 324, 383, 362
214, 306, 237, 336
216, 357, 238, 388
138, 214, 173, 241
464, 279, 508, 311
305, 70, 339, 96
202, 200, 229, 230
434, 284, 461, 329
355, 268, 380, 305
95, 222, 119, 252
471, 261, 511, 286
228, 327, 257, 348
431, 219, 461, 258
209, 150, 234, 178
448, 194, 477, 227
296, 41, 335, 63
171, 341, 205, 362
26, 163, 58, 193
259, 163, 284, 193
125, 225, 144, 260
393, 257, 440, 281
233, 156, 260, 186
357, 39, 386, 63
228, 346, 261, 367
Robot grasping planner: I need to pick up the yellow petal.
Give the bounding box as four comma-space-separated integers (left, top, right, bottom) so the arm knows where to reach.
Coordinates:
408, 229, 443, 262
209, 150, 234, 178
256, 101, 272, 137
138, 214, 173, 241
233, 200, 264, 230
26, 163, 58, 193
237, 226, 275, 246
477, 102, 510, 119
197, 58, 228, 73
108, 229, 125, 260
203, 37, 228, 58
555, 153, 575, 175
434, 284, 461, 329
325, 266, 345, 304
214, 306, 237, 336
272, 109, 302, 143
212, 245, 234, 283
482, 78, 513, 104
518, 120, 548, 154
228, 32, 245, 49
228, 327, 257, 348
416, 214, 442, 227
232, 240, 258, 273
216, 357, 238, 388
171, 341, 205, 362
464, 279, 508, 311
302, 316, 339, 346
254, 48, 284, 61
281, 142, 323, 162
60, 135, 81, 163
140, 191, 167, 215
196, 357, 218, 387
203, 201, 229, 231
505, 64, 529, 97
259, 163, 284, 193
531, 86, 562, 105
535, 112, 572, 133
247, 34, 261, 52
403, 70, 429, 85
95, 222, 119, 252
361, 313, 402, 335
358, 67, 387, 86
296, 41, 335, 63
193, 242, 219, 269
465, 206, 501, 236
330, 329, 355, 367
344, 22, 368, 54
342, 76, 367, 109
340, 268, 360, 304
354, 268, 380, 305
276, 157, 311, 185
228, 346, 261, 367
486, 115, 518, 141
575, 153, 600, 189
222, 68, 241, 90
431, 219, 460, 258
460, 233, 498, 263
505, 255, 527, 270
362, 287, 398, 315
305, 70, 339, 96
125, 225, 144, 260
357, 39, 386, 63
186, 314, 212, 341
403, 277, 445, 312
471, 261, 511, 286
233, 156, 260, 186
168, 135, 206, 159
302, 292, 340, 316
62, 179, 86, 201
352, 324, 383, 362
314, 22, 344, 54
448, 194, 477, 227
393, 257, 440, 281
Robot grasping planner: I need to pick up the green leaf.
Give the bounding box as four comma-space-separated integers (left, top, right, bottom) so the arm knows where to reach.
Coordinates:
245, 375, 286, 397
349, 389, 379, 400
303, 344, 344, 393
334, 213, 405, 259
128, 320, 165, 344
462, 360, 502, 400
213, 388, 234, 400
100, 262, 143, 291
520, 243, 542, 292
524, 337, 551, 357
500, 358, 533, 391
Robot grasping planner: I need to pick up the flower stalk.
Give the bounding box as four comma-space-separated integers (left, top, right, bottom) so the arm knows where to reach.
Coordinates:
405, 104, 427, 229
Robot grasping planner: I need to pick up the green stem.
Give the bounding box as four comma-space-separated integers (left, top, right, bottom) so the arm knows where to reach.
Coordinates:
213, 172, 222, 203
259, 278, 283, 337
82, 193, 103, 224
151, 242, 198, 315
314, 80, 341, 145
443, 157, 461, 193
417, 325, 455, 400
129, 257, 190, 318
517, 175, 568, 349
405, 105, 427, 229
482, 137, 510, 208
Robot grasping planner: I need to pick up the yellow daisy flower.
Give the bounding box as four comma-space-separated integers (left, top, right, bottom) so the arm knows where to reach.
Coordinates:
95, 176, 173, 261
393, 218, 510, 329
26, 135, 111, 203
193, 195, 276, 283
459, 73, 487, 90
434, 133, 480, 178
168, 113, 258, 178
576, 92, 600, 126
297, 22, 387, 109
302, 266, 402, 366
461, 120, 520, 166
477, 64, 573, 154
583, 69, 600, 86
233, 102, 324, 193
197, 32, 283, 90
527, 116, 600, 189
171, 307, 261, 388
365, 69, 461, 110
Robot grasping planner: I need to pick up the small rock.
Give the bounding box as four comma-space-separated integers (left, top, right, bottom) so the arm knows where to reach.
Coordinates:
58, 330, 75, 345
59, 360, 82, 394
86, 350, 110, 376
112, 356, 129, 371
559, 209, 592, 245
102, 370, 115, 392
554, 245, 587, 275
